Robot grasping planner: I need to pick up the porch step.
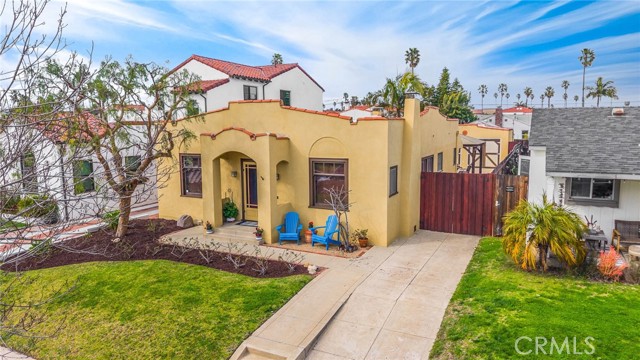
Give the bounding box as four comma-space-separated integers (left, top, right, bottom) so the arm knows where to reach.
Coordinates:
206, 224, 261, 246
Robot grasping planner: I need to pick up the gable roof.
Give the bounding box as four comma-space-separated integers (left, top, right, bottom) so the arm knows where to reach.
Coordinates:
172, 55, 324, 91
530, 107, 640, 176
186, 79, 230, 93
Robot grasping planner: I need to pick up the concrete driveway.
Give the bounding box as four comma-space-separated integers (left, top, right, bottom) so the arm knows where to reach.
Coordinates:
307, 231, 479, 360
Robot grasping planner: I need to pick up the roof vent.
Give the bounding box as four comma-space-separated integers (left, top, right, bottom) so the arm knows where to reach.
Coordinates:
612, 108, 624, 116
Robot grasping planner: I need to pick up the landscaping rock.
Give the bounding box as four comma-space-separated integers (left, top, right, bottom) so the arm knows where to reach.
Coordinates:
177, 215, 194, 228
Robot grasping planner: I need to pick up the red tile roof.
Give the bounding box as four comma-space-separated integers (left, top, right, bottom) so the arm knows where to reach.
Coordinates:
35, 112, 109, 143
502, 106, 532, 114
185, 79, 230, 93
170, 55, 324, 91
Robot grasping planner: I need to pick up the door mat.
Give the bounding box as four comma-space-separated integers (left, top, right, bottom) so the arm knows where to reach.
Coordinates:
236, 220, 258, 227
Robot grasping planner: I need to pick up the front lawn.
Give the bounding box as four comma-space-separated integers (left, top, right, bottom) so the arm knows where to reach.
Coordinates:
431, 238, 640, 359
2, 260, 310, 359
0, 220, 26, 232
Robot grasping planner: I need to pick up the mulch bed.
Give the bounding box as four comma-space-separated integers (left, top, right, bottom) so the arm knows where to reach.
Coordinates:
1, 219, 309, 278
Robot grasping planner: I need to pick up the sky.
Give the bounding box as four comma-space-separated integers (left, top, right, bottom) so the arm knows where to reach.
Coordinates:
28, 0, 640, 108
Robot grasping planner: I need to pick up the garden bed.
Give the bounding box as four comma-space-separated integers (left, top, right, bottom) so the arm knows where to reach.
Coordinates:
2, 219, 308, 278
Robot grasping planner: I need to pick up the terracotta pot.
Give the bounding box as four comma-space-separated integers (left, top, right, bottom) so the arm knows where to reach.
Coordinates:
358, 238, 368, 248
304, 230, 312, 243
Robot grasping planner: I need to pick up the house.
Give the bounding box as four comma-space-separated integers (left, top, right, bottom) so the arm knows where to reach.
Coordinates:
471, 106, 532, 140
528, 107, 640, 237
0, 111, 157, 223
457, 121, 514, 173
170, 55, 325, 112
157, 98, 459, 246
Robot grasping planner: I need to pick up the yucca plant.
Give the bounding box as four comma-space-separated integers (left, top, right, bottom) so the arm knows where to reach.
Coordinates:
502, 195, 587, 272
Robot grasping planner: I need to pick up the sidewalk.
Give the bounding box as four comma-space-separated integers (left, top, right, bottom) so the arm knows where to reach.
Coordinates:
231, 230, 479, 360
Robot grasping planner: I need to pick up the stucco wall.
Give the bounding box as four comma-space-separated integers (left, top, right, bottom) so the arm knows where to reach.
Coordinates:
458, 124, 513, 173
264, 67, 324, 111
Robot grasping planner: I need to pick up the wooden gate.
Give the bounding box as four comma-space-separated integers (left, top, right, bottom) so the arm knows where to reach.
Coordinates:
419, 172, 528, 236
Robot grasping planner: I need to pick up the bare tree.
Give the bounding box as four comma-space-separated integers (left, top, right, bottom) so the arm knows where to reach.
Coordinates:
36, 57, 204, 238
0, 0, 91, 347
323, 186, 355, 251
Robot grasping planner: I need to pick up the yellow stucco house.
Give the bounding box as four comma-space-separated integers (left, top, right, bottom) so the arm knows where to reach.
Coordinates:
157, 98, 460, 246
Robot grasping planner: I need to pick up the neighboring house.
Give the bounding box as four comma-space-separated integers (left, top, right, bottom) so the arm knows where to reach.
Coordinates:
528, 107, 640, 237
471, 106, 532, 140
157, 98, 459, 246
340, 105, 384, 122
171, 55, 324, 112
458, 122, 514, 173
0, 111, 157, 222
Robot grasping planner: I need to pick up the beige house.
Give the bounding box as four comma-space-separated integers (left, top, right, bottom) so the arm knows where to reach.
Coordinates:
157, 98, 459, 246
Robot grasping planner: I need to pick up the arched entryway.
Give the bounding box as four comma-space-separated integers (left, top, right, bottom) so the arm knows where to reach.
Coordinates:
214, 151, 259, 222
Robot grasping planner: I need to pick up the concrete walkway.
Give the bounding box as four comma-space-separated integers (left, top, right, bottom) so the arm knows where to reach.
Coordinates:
231, 231, 479, 360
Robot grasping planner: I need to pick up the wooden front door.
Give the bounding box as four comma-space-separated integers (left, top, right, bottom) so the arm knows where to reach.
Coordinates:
241, 160, 258, 221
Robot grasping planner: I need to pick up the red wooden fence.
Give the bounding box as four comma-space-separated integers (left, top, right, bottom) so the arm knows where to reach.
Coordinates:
420, 172, 528, 236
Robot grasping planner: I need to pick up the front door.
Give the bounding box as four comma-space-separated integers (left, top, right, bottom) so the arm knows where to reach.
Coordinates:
241, 160, 258, 221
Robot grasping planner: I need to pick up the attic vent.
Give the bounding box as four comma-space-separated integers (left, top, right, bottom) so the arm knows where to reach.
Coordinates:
612, 108, 624, 116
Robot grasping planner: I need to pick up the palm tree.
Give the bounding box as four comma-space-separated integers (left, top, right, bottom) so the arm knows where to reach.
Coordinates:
271, 53, 283, 65
544, 86, 555, 108
498, 83, 508, 107
529, 92, 535, 106
493, 92, 498, 106
382, 72, 425, 117
502, 195, 587, 272
478, 84, 488, 111
539, 94, 544, 108
405, 48, 420, 75
561, 80, 570, 108
523, 87, 533, 107
573, 95, 579, 107
579, 48, 596, 107
505, 93, 510, 105
586, 77, 617, 107
516, 93, 521, 103
606, 87, 619, 106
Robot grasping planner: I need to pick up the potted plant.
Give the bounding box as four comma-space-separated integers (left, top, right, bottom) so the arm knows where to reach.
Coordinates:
254, 227, 264, 240
304, 221, 314, 243
223, 200, 239, 222
205, 221, 214, 234
351, 228, 369, 248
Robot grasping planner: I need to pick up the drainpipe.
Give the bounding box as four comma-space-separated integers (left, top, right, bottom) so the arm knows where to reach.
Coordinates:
199, 92, 207, 112
57, 143, 69, 222
262, 80, 271, 100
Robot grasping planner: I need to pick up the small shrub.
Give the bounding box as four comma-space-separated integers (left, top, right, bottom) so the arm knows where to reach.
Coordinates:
17, 194, 58, 218
0, 192, 21, 214
597, 248, 628, 281
101, 210, 120, 230
222, 200, 239, 219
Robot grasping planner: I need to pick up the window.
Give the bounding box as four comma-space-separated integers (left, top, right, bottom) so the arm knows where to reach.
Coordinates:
243, 85, 258, 100
310, 159, 347, 208
20, 151, 37, 192
567, 177, 619, 207
521, 130, 529, 140
181, 154, 202, 197
452, 148, 457, 166
125, 155, 142, 177
421, 155, 434, 172
437, 152, 443, 172
73, 160, 95, 194
280, 90, 291, 106
389, 166, 398, 197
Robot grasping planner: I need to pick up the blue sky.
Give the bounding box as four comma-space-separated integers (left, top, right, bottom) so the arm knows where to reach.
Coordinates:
41, 0, 640, 108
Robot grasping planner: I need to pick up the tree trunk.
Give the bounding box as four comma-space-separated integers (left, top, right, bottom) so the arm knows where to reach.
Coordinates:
581, 67, 586, 107
538, 244, 548, 272
115, 196, 132, 238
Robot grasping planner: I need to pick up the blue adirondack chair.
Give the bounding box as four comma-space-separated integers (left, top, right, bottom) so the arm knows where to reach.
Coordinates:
275, 212, 303, 245
310, 215, 341, 250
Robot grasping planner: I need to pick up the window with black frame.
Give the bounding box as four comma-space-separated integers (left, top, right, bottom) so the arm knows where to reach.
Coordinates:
181, 154, 202, 197
73, 160, 95, 194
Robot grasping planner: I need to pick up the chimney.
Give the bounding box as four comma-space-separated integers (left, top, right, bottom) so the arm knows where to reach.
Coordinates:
495, 107, 503, 127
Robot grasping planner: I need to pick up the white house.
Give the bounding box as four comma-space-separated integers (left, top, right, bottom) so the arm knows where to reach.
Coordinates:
528, 107, 640, 237
170, 55, 325, 112
0, 111, 157, 223
473, 106, 532, 140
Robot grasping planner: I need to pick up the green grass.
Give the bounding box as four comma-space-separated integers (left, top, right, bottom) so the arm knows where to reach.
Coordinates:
2, 260, 311, 359
0, 220, 26, 232
431, 237, 640, 360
